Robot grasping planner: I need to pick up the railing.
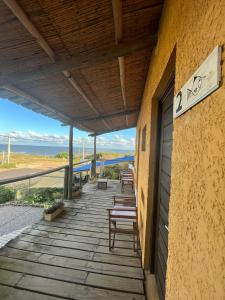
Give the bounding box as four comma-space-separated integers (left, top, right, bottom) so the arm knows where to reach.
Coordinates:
0, 160, 90, 203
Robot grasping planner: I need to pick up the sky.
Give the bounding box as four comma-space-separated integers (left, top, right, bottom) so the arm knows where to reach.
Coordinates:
0, 98, 136, 150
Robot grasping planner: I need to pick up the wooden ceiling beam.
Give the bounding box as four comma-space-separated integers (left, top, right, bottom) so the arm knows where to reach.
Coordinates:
75, 108, 139, 122
89, 125, 136, 137
3, 0, 111, 131
3, 0, 55, 62
112, 0, 128, 126
0, 38, 156, 85
63, 71, 111, 130
63, 70, 111, 130
3, 85, 93, 132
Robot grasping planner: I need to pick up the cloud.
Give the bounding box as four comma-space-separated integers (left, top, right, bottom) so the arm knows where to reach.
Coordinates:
0, 131, 135, 149
0, 130, 69, 144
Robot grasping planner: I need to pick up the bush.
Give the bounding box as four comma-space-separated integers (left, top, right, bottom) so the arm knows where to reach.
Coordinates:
23, 187, 63, 205
0, 163, 16, 169
0, 186, 16, 203
44, 201, 64, 214
55, 152, 68, 159
86, 153, 103, 160
103, 165, 120, 179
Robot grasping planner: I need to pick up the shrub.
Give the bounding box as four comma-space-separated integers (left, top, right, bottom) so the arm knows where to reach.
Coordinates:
0, 186, 16, 203
55, 152, 68, 159
44, 201, 64, 214
0, 163, 16, 169
86, 153, 103, 160
103, 165, 120, 179
23, 187, 63, 205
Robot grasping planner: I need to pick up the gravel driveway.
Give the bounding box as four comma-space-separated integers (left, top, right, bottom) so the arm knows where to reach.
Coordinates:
0, 205, 43, 236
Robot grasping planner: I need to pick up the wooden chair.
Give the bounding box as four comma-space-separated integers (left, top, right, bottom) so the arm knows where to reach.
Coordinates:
108, 206, 139, 252
121, 177, 134, 192
119, 169, 133, 182
108, 194, 139, 252
113, 194, 136, 207
120, 170, 134, 191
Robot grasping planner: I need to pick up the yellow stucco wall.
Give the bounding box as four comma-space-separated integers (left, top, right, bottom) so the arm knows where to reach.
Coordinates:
136, 0, 225, 298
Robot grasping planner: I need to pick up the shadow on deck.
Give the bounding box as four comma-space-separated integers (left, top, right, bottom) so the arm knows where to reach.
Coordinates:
0, 180, 145, 300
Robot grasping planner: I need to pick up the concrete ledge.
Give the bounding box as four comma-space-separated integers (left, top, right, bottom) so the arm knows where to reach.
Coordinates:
145, 270, 159, 300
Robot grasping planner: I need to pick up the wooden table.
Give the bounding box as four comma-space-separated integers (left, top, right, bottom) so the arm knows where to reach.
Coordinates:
97, 178, 108, 189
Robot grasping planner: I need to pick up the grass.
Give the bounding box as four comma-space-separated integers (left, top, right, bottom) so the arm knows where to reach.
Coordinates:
102, 163, 129, 179
23, 187, 63, 206
0, 186, 16, 203
0, 152, 127, 170
0, 185, 63, 206
0, 162, 16, 169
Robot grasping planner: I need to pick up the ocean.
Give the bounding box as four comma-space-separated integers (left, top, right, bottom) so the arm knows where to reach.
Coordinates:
0, 144, 134, 156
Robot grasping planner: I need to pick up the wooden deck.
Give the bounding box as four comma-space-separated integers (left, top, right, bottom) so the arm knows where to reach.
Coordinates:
0, 181, 145, 300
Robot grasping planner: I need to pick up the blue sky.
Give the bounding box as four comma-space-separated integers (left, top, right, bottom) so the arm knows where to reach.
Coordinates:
0, 98, 136, 150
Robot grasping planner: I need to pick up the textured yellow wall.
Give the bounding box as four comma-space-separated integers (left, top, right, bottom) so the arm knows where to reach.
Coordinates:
136, 0, 225, 298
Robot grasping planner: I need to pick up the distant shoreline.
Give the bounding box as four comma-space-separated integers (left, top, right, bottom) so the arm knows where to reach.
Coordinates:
0, 150, 133, 173
0, 143, 134, 157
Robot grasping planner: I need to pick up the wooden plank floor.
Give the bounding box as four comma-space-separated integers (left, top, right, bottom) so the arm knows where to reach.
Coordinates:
0, 181, 145, 300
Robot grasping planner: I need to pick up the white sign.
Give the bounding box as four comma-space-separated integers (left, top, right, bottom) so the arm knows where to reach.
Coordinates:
173, 46, 221, 118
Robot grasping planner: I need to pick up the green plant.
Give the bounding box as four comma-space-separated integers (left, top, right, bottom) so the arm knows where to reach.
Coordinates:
103, 165, 120, 179
0, 186, 16, 203
44, 201, 64, 214
55, 152, 68, 159
0, 163, 16, 169
86, 153, 103, 160
23, 187, 63, 205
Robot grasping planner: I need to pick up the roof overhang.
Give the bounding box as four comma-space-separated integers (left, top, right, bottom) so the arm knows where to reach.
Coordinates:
0, 0, 164, 135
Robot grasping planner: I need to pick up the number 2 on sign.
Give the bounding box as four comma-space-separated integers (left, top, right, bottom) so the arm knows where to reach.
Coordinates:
176, 91, 182, 113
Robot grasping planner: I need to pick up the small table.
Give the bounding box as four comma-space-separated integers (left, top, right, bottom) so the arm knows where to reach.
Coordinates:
97, 179, 108, 189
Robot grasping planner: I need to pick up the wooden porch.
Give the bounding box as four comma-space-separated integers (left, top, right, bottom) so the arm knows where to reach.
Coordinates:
0, 181, 145, 300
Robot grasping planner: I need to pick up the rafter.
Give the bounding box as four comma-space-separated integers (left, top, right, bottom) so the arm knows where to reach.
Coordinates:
3, 0, 111, 131
89, 125, 135, 137
0, 38, 155, 85
112, 0, 128, 126
3, 0, 55, 62
75, 108, 139, 122
3, 85, 93, 132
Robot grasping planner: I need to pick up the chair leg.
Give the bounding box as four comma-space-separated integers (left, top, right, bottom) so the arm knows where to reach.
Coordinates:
133, 234, 135, 251
109, 227, 111, 251
136, 228, 139, 254
132, 222, 139, 253
112, 221, 116, 249
112, 232, 116, 249
108, 211, 111, 251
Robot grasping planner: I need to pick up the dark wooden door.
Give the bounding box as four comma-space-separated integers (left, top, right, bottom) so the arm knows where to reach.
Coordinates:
155, 82, 174, 300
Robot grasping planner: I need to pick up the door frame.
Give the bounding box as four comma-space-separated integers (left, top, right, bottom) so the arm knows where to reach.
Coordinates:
150, 78, 175, 273
145, 48, 176, 273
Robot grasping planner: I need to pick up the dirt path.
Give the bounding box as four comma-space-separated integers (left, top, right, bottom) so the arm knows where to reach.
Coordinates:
0, 168, 44, 180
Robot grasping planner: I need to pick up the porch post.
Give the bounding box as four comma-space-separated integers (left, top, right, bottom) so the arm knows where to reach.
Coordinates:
68, 125, 73, 200
92, 135, 97, 177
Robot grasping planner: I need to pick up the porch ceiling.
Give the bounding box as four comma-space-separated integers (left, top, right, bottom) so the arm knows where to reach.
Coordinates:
0, 0, 164, 135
